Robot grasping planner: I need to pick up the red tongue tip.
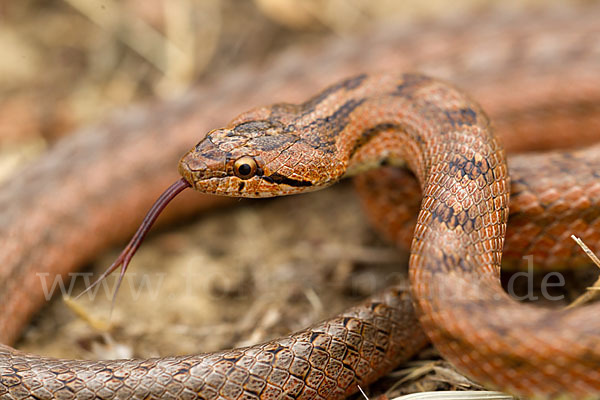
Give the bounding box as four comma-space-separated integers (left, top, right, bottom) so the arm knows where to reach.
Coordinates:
76, 178, 191, 301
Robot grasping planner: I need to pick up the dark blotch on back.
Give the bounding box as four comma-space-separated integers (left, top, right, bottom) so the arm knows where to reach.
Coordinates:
349, 123, 401, 158
444, 108, 478, 128
300, 73, 368, 115
301, 98, 366, 153
394, 74, 432, 97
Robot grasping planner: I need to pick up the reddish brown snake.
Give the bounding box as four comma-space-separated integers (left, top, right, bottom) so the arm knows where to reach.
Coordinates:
1, 7, 600, 400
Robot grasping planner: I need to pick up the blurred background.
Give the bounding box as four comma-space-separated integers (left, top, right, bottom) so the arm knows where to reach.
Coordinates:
0, 0, 573, 181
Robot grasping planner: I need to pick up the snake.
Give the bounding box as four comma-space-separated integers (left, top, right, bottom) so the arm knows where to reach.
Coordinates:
2, 6, 600, 400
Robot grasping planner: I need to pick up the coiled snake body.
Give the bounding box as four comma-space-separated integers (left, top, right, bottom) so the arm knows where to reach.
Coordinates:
2, 9, 600, 400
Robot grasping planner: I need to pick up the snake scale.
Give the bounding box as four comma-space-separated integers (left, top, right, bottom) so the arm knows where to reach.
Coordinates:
2, 6, 600, 400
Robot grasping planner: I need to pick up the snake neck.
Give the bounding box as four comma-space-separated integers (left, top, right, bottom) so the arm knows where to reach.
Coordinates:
285, 73, 509, 280
294, 73, 500, 195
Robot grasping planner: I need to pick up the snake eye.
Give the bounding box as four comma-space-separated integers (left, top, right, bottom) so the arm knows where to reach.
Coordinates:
233, 156, 258, 179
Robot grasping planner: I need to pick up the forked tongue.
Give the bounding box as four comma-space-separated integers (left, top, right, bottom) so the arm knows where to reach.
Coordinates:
76, 178, 191, 306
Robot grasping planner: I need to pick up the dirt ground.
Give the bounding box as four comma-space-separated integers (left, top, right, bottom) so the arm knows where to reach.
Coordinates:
19, 179, 494, 397
2, 0, 595, 398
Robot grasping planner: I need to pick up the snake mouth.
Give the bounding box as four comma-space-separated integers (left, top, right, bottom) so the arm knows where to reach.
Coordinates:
178, 159, 199, 189
178, 148, 231, 190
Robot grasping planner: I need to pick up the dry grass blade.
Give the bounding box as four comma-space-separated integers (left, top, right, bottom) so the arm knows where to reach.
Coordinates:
385, 360, 448, 395
63, 0, 186, 76
391, 391, 514, 400
357, 385, 370, 399
63, 295, 110, 332
568, 235, 600, 308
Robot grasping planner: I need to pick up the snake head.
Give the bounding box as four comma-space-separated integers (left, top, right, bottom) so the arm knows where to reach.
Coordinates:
178, 114, 345, 198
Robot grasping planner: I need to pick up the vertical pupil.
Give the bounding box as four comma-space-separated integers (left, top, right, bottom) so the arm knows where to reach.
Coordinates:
238, 164, 252, 176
